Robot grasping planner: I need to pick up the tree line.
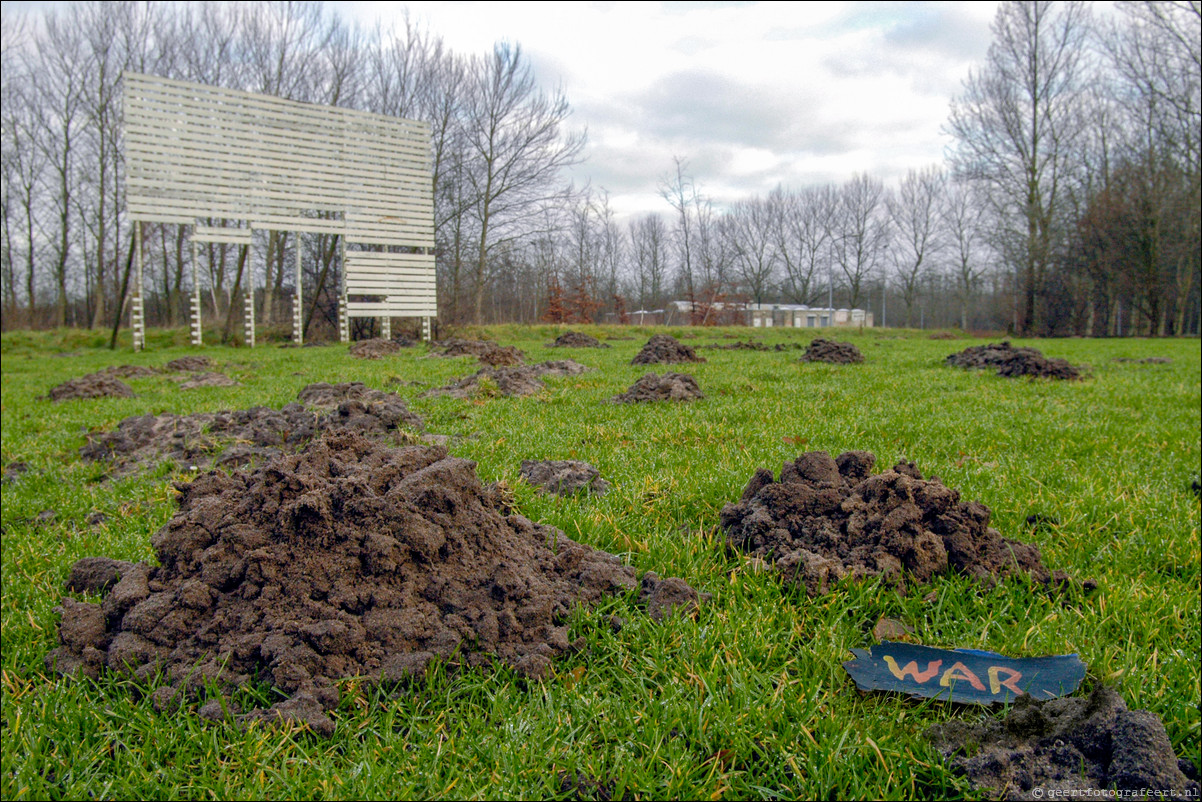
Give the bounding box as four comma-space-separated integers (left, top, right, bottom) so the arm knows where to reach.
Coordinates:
1, 1, 1198, 338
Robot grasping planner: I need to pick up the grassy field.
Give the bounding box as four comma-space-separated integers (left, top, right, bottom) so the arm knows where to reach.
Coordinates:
2, 324, 1199, 800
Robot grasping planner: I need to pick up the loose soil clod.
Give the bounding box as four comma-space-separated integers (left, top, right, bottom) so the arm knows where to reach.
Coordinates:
946, 342, 1081, 380
47, 433, 705, 734
46, 373, 135, 402
348, 339, 402, 359
100, 365, 159, 378
166, 356, 212, 372
520, 460, 610, 496
611, 372, 704, 403
546, 331, 610, 349
720, 450, 1082, 595
177, 372, 240, 390
432, 338, 525, 366
80, 382, 424, 475
425, 361, 588, 399
630, 334, 706, 365
799, 338, 864, 364
926, 685, 1200, 801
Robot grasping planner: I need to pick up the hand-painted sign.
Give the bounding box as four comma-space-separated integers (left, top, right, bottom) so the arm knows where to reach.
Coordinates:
843, 641, 1087, 705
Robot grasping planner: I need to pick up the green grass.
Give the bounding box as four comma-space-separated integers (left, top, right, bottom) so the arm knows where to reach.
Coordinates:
2, 325, 1199, 800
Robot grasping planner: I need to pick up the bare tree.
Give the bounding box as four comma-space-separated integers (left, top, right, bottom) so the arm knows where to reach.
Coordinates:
946, 0, 1095, 335
462, 43, 585, 324
724, 194, 778, 305
772, 183, 836, 306
629, 213, 668, 312
888, 166, 945, 327
942, 179, 991, 330
831, 173, 891, 312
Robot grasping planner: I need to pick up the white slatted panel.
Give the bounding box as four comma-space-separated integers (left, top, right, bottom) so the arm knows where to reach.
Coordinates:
124, 71, 437, 321
345, 252, 437, 316
124, 72, 433, 248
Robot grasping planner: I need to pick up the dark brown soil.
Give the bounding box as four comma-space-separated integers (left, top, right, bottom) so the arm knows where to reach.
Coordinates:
927, 685, 1199, 801
349, 339, 402, 359
630, 334, 706, 365
177, 372, 239, 390
705, 340, 770, 351
547, 331, 610, 349
946, 342, 1081, 379
166, 356, 212, 372
425, 361, 588, 399
2, 460, 28, 484
100, 365, 159, 378
720, 451, 1080, 595
432, 339, 525, 366
47, 373, 135, 402
800, 338, 864, 364
520, 460, 609, 496
1113, 356, 1172, 365
80, 382, 423, 475
47, 433, 705, 734
611, 373, 704, 404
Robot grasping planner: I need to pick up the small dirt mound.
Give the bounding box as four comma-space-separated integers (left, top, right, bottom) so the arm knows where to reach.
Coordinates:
927, 685, 1199, 801
166, 356, 212, 372
946, 342, 1080, 379
800, 338, 863, 364
612, 372, 704, 404
630, 334, 706, 365
432, 339, 525, 366
547, 331, 610, 349
720, 451, 1082, 595
1113, 356, 1172, 365
928, 332, 958, 340
46, 433, 705, 734
81, 382, 423, 475
178, 372, 239, 390
47, 373, 135, 402
100, 365, 159, 378
349, 339, 402, 359
425, 361, 588, 399
705, 340, 770, 351
520, 460, 610, 496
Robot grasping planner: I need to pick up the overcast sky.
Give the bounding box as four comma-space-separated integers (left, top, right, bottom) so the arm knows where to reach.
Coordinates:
343, 1, 1003, 218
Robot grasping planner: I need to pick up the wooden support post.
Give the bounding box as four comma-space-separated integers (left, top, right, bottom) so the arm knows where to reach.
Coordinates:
243, 290, 255, 347
293, 232, 303, 345
339, 236, 349, 343
190, 238, 203, 346
132, 221, 146, 351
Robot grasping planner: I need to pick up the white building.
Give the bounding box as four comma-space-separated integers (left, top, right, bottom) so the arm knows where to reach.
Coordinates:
744, 303, 873, 328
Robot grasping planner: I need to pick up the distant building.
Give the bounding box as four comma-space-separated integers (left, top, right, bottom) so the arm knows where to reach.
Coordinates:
744, 303, 873, 328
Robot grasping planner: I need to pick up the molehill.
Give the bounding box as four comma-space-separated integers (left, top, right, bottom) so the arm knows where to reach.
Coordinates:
349, 338, 403, 359
81, 382, 424, 475
46, 372, 135, 402
799, 338, 864, 364
945, 342, 1080, 380
546, 331, 610, 348
520, 460, 609, 496
47, 433, 706, 735
927, 684, 1199, 801
612, 373, 704, 404
721, 451, 1083, 595
424, 361, 588, 399
432, 338, 525, 366
630, 334, 706, 365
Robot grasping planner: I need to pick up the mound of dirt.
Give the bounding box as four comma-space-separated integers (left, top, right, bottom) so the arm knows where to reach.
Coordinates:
425, 361, 588, 399
177, 372, 239, 390
800, 338, 864, 364
81, 382, 423, 475
946, 342, 1080, 380
47, 373, 135, 402
520, 460, 610, 496
720, 451, 1082, 595
630, 334, 706, 365
1113, 356, 1172, 365
433, 339, 525, 366
926, 685, 1199, 801
349, 339, 402, 359
546, 331, 610, 349
100, 365, 159, 378
706, 340, 769, 351
611, 372, 704, 404
46, 433, 705, 735
166, 356, 212, 372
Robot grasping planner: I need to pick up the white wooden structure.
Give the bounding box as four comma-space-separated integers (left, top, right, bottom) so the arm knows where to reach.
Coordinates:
123, 71, 435, 349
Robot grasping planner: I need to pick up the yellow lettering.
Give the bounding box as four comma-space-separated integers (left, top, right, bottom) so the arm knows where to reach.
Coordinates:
988, 666, 1024, 696
883, 655, 942, 683
939, 661, 986, 692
